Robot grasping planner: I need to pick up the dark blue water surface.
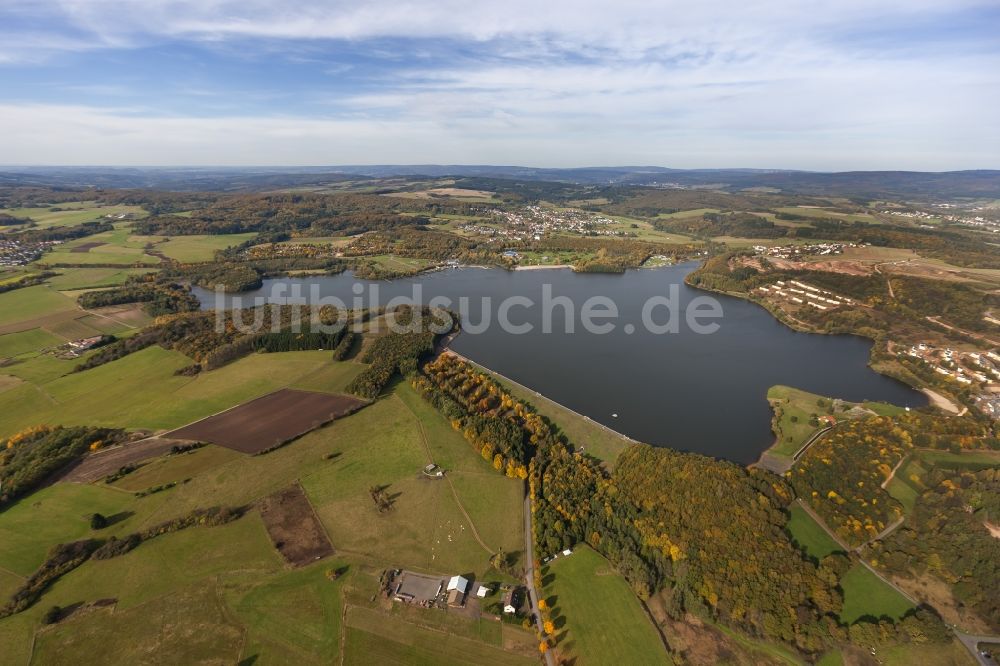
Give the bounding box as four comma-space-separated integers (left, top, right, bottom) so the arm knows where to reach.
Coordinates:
194, 263, 925, 464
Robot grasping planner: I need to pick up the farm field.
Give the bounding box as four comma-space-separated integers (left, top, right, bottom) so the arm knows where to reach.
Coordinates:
130, 232, 258, 262
542, 546, 670, 664
224, 562, 345, 664
18, 516, 279, 663
0, 284, 79, 329
0, 328, 63, 357
343, 605, 534, 666
29, 584, 244, 665
774, 206, 881, 225
45, 238, 160, 266
0, 348, 366, 438
0, 367, 529, 663
165, 388, 367, 453
0, 203, 147, 229
838, 564, 914, 624
786, 503, 844, 559
916, 448, 1000, 470
361, 253, 438, 273
258, 484, 335, 566
0, 483, 138, 576
45, 267, 157, 291
300, 384, 525, 575
109, 444, 242, 491
657, 207, 721, 219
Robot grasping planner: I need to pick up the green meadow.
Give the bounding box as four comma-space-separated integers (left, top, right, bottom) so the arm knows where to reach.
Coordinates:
543, 546, 670, 665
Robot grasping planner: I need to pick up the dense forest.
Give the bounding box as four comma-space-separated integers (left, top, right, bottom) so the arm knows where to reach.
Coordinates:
413, 354, 957, 655
656, 211, 787, 239
0, 426, 127, 506
791, 414, 996, 546
133, 192, 474, 237
20, 220, 114, 244
76, 275, 200, 316
868, 468, 1000, 631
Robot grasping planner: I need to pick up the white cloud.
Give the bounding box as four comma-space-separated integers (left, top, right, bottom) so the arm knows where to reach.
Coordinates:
2, 0, 992, 61
0, 0, 997, 167
0, 99, 996, 170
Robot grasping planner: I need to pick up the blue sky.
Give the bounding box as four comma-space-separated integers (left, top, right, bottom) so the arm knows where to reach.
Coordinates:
0, 0, 998, 169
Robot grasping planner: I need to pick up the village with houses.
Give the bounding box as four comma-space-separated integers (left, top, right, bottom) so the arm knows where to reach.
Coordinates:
0, 238, 50, 267
752, 241, 859, 260
459, 205, 633, 243
900, 343, 1000, 417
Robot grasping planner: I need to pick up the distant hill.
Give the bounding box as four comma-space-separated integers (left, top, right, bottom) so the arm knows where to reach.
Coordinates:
0, 165, 998, 199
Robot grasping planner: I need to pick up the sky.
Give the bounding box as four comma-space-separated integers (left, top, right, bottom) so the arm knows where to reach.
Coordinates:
0, 0, 998, 170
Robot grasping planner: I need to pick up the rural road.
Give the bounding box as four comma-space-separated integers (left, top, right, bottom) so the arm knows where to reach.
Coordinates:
955, 631, 1000, 666
523, 493, 555, 666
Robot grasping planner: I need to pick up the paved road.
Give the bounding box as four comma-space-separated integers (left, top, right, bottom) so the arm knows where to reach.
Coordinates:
956, 631, 1000, 666
523, 493, 555, 666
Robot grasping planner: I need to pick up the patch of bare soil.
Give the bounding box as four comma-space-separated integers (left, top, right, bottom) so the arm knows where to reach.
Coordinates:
165, 388, 366, 454
768, 257, 874, 275
59, 437, 188, 483
70, 242, 105, 253
646, 593, 785, 666
890, 573, 994, 635
258, 484, 334, 567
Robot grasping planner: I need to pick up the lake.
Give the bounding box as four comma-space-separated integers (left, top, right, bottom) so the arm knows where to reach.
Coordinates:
194, 263, 926, 464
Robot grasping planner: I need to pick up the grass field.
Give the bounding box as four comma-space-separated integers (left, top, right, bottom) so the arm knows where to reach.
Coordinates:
130, 233, 258, 262
0, 285, 79, 328
657, 207, 720, 219
225, 563, 346, 665
0, 348, 366, 438
543, 546, 669, 665
300, 385, 523, 575
111, 445, 243, 492
0, 343, 532, 664
23, 516, 280, 665
886, 449, 1000, 514
46, 267, 157, 291
344, 605, 533, 666
361, 254, 437, 273
879, 638, 975, 665
885, 456, 928, 514
45, 240, 160, 266
41, 513, 279, 611
774, 207, 880, 225
0, 483, 139, 576
786, 503, 844, 559
30, 584, 244, 665
839, 564, 914, 624
766, 385, 905, 459
916, 449, 1000, 470
0, 328, 64, 357
0, 203, 147, 229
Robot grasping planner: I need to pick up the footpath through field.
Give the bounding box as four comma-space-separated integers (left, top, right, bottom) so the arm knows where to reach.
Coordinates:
394, 394, 494, 555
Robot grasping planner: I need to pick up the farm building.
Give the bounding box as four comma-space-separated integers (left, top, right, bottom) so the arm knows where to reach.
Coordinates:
446, 575, 469, 607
